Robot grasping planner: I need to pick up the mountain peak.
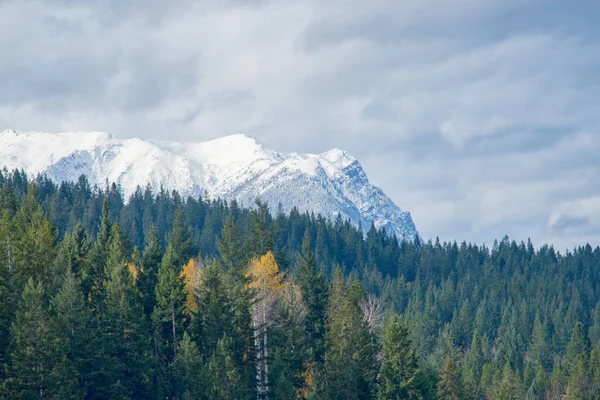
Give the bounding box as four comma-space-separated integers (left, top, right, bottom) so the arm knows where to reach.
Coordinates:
0, 130, 418, 239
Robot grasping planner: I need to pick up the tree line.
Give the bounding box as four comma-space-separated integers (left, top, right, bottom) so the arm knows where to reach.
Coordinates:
0, 168, 599, 399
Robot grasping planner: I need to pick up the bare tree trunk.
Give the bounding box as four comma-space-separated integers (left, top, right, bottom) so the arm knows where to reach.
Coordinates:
254, 316, 262, 396
172, 310, 177, 357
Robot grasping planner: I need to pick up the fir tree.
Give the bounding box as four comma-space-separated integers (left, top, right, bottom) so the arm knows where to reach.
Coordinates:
378, 313, 421, 400
296, 229, 328, 364
437, 352, 463, 400
208, 335, 248, 400
5, 278, 79, 399
169, 332, 207, 400
98, 225, 151, 399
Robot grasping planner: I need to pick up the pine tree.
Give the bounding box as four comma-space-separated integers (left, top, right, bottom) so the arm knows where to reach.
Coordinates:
85, 200, 112, 305
437, 353, 463, 400
139, 226, 163, 315
566, 322, 590, 371
153, 243, 186, 359
566, 356, 592, 400
208, 335, 248, 400
487, 363, 525, 400
98, 225, 151, 399
296, 230, 328, 365
588, 303, 600, 350
0, 210, 16, 376
321, 279, 378, 400
217, 214, 243, 270
14, 207, 57, 291
529, 313, 552, 371
170, 332, 207, 400
270, 283, 309, 398
377, 313, 421, 400
53, 267, 98, 398
166, 208, 195, 267
463, 329, 484, 399
245, 198, 275, 259
5, 278, 80, 399
152, 242, 187, 397
525, 364, 548, 400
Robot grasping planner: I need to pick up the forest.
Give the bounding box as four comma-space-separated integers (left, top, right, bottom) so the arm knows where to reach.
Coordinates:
0, 168, 599, 399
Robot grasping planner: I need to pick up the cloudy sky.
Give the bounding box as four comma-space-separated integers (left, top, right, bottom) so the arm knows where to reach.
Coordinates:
1, 0, 599, 250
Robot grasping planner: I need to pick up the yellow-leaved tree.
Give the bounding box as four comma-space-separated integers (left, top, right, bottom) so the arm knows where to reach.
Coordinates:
179, 258, 202, 315
246, 251, 286, 396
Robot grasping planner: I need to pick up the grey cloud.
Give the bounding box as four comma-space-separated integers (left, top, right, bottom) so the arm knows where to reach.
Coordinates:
549, 215, 590, 233
1, 0, 599, 249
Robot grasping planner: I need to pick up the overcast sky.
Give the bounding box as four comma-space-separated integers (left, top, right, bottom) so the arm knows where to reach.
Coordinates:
1, 0, 599, 251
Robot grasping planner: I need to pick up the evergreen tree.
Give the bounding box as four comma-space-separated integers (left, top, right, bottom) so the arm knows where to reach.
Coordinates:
207, 335, 248, 400
5, 278, 79, 399
378, 313, 421, 400
270, 283, 309, 398
245, 198, 275, 258
217, 214, 243, 270
437, 352, 463, 400
139, 226, 163, 315
98, 225, 151, 399
152, 242, 187, 397
487, 363, 525, 400
566, 356, 592, 400
296, 229, 329, 365
566, 322, 590, 370
322, 279, 379, 400
53, 268, 98, 398
463, 330, 484, 399
169, 332, 207, 400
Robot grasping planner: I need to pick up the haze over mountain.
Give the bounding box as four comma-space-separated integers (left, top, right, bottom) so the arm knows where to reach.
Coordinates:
0, 129, 418, 240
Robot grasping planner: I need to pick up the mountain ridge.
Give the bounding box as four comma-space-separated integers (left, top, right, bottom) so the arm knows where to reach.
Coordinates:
0, 129, 418, 240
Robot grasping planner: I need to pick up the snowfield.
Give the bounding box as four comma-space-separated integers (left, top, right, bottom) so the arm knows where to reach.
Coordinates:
0, 129, 418, 240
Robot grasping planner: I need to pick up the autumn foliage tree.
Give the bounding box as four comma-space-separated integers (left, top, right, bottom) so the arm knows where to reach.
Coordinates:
246, 251, 286, 396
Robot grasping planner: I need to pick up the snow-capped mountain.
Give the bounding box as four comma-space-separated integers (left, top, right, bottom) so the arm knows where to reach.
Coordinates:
0, 129, 418, 239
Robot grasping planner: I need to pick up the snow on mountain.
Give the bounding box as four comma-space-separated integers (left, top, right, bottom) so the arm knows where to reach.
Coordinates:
0, 129, 418, 240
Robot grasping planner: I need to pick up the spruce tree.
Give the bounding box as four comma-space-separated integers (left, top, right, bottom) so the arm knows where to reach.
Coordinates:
98, 225, 151, 399
169, 332, 207, 400
53, 268, 98, 398
566, 356, 592, 400
270, 283, 309, 397
5, 278, 79, 399
566, 322, 590, 371
437, 353, 463, 400
378, 313, 421, 400
296, 229, 328, 364
139, 226, 163, 315
323, 280, 379, 400
208, 335, 248, 400
152, 242, 187, 397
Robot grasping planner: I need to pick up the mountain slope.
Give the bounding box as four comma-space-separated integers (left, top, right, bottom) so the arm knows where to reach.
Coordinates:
0, 129, 418, 239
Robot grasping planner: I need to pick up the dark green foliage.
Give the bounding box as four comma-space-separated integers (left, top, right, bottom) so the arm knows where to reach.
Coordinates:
97, 225, 151, 399
169, 332, 207, 400
296, 229, 328, 364
322, 277, 379, 399
139, 227, 162, 315
378, 313, 421, 400
269, 284, 309, 398
152, 241, 187, 398
53, 268, 98, 398
437, 352, 463, 400
1, 170, 600, 399
207, 335, 249, 400
4, 279, 80, 399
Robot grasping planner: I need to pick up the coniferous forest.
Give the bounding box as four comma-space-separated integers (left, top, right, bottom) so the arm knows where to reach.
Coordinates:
1, 169, 600, 399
